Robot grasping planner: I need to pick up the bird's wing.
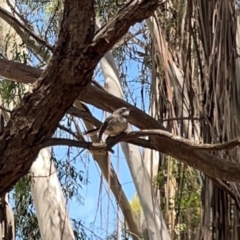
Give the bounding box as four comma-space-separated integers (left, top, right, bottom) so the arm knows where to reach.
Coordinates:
98, 115, 112, 140
82, 127, 100, 136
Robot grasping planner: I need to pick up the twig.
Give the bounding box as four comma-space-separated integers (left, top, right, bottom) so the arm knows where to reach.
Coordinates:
0, 6, 54, 52
57, 124, 79, 139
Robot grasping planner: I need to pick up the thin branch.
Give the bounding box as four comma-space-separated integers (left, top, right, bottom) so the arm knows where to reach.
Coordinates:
57, 124, 79, 139
106, 130, 240, 151
0, 6, 52, 60
72, 116, 85, 141
41, 135, 154, 153
0, 6, 53, 51
6, 0, 33, 30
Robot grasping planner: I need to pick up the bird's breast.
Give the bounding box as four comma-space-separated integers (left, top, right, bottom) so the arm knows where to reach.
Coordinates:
105, 118, 128, 136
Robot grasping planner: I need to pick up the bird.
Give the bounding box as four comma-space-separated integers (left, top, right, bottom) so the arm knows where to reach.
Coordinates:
83, 107, 130, 141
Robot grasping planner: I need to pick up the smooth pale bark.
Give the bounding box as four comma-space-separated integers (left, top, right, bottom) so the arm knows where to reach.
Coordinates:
30, 149, 75, 240
28, 82, 75, 239
96, 18, 170, 240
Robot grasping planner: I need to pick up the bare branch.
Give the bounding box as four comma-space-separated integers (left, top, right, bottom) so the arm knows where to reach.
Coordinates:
57, 124, 79, 139
106, 131, 240, 182
0, 6, 52, 60
41, 130, 240, 182
106, 130, 240, 151
42, 138, 107, 152
0, 58, 40, 83
42, 136, 154, 153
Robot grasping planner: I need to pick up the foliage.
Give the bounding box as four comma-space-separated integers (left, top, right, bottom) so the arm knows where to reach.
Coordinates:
13, 176, 41, 240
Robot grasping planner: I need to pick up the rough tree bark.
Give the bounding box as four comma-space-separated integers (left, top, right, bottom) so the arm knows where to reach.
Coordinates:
0, 0, 162, 196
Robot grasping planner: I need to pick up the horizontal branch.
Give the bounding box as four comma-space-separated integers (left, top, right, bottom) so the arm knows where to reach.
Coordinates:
2, 57, 240, 182
106, 131, 240, 182
106, 130, 240, 151
42, 138, 108, 153
40, 130, 240, 182
42, 135, 155, 153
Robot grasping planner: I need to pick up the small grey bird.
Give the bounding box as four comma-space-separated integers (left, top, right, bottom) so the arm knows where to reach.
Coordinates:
83, 107, 130, 140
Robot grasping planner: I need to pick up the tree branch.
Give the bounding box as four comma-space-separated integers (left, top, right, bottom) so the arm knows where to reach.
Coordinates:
3, 58, 240, 182
0, 6, 52, 60
41, 130, 240, 182
106, 131, 240, 182
0, 58, 40, 83
42, 135, 155, 153
106, 130, 240, 151
0, 0, 163, 196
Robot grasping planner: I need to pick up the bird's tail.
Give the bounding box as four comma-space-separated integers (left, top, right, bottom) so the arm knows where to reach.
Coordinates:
82, 128, 100, 137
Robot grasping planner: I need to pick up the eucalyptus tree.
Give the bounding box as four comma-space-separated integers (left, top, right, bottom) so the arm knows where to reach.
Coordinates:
0, 0, 240, 240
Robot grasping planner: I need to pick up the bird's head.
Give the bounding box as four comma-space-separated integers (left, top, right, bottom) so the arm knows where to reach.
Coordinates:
114, 107, 130, 118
